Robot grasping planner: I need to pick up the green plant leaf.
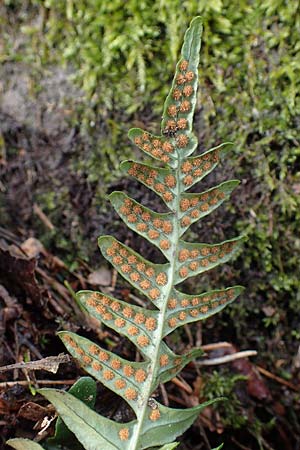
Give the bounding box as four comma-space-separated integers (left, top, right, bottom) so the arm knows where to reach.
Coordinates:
72, 291, 158, 357
58, 331, 152, 410
174, 237, 245, 283
121, 160, 178, 208
46, 377, 96, 449
139, 398, 223, 448
158, 443, 179, 450
39, 388, 135, 450
109, 191, 174, 259
163, 286, 244, 335
7, 439, 44, 450
98, 235, 170, 309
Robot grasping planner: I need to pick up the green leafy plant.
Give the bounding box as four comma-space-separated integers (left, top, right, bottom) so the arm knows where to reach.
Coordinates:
7, 16, 244, 450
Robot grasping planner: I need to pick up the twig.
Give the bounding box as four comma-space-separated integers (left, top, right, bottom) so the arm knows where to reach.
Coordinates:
160, 383, 169, 406
201, 342, 232, 351
129, 293, 147, 307
257, 365, 300, 392
36, 267, 72, 305
167, 393, 187, 407
184, 324, 194, 347
0, 379, 77, 388
0, 353, 70, 374
231, 436, 252, 450
171, 376, 193, 394
198, 420, 212, 450
33, 203, 55, 230
196, 350, 257, 366
196, 322, 202, 347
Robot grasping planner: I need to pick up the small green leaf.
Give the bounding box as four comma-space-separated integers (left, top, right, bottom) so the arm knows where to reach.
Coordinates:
178, 181, 240, 233
7, 439, 44, 450
163, 286, 244, 335
74, 291, 159, 357
46, 377, 96, 449
156, 344, 204, 386
212, 445, 224, 450
98, 235, 170, 308
128, 128, 176, 165
158, 443, 180, 450
109, 192, 174, 258
139, 398, 222, 449
59, 332, 150, 411
121, 160, 177, 207
162, 17, 203, 136
39, 389, 135, 450
175, 237, 245, 283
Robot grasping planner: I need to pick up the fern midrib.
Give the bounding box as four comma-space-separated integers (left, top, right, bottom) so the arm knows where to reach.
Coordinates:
129, 150, 183, 450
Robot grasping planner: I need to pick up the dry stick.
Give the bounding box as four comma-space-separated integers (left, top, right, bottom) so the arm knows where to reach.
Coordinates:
196, 350, 257, 366
167, 393, 187, 407
33, 203, 55, 230
0, 379, 77, 388
196, 321, 202, 347
0, 353, 70, 373
36, 267, 72, 305
160, 383, 169, 407
201, 341, 232, 351
184, 324, 194, 347
171, 375, 193, 394
257, 365, 300, 392
231, 436, 252, 450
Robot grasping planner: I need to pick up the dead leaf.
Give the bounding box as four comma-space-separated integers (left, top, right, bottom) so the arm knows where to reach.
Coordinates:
0, 240, 50, 313
88, 267, 111, 286
21, 238, 44, 258
18, 402, 50, 421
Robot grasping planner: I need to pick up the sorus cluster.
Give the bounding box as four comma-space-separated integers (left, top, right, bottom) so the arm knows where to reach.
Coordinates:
132, 130, 175, 163
162, 58, 196, 138
180, 149, 220, 187
117, 196, 173, 251
104, 239, 169, 302
85, 292, 158, 346
166, 289, 236, 329
179, 188, 226, 228
127, 162, 175, 203
176, 242, 236, 278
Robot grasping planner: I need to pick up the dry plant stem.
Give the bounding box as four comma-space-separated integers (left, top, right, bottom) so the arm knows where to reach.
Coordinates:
0, 353, 70, 373
200, 342, 232, 351
257, 365, 300, 392
197, 350, 257, 366
171, 376, 193, 394
33, 203, 55, 230
0, 379, 77, 388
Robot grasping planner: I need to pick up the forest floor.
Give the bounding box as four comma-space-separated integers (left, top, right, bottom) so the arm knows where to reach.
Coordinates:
1, 59, 300, 450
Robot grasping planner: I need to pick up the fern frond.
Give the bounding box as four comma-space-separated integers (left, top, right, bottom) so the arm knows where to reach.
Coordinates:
7, 16, 245, 450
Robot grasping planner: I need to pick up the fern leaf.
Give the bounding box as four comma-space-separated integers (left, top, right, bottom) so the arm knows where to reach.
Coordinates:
34, 16, 245, 450
7, 440, 44, 450
40, 389, 135, 450
138, 398, 222, 449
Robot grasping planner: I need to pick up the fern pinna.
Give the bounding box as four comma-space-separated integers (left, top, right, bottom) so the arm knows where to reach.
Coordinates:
8, 17, 244, 450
